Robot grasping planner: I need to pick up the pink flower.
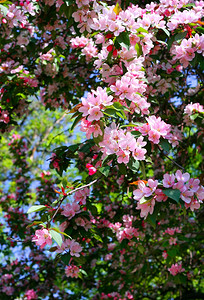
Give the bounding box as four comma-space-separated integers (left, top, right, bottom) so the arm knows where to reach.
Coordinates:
136, 198, 155, 219
169, 237, 177, 245
86, 163, 97, 175
196, 186, 204, 201
162, 250, 168, 259
61, 202, 80, 219
168, 263, 185, 276
175, 170, 190, 183
32, 229, 52, 249
180, 187, 194, 204
186, 178, 200, 193
74, 187, 90, 205
185, 198, 200, 211
65, 265, 80, 278
148, 130, 160, 144
70, 240, 83, 257
25, 289, 38, 300
155, 189, 168, 202
163, 174, 175, 188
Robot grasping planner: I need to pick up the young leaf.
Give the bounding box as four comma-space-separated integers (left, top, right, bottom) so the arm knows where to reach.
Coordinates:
116, 31, 130, 50
128, 157, 139, 172
99, 166, 110, 177
140, 161, 146, 180
50, 229, 63, 247
160, 139, 171, 152
163, 189, 181, 203
70, 113, 83, 131
27, 205, 47, 214
113, 2, 122, 15
135, 43, 142, 57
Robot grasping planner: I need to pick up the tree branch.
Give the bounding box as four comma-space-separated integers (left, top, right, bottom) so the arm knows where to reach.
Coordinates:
49, 176, 102, 224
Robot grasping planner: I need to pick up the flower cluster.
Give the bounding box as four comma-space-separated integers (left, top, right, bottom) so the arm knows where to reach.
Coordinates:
79, 87, 113, 122
133, 171, 204, 218
168, 263, 185, 276
65, 265, 80, 278
172, 34, 204, 68
56, 239, 82, 257
137, 116, 171, 144
99, 123, 147, 164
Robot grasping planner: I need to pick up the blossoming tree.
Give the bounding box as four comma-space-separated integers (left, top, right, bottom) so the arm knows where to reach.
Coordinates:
0, 0, 204, 299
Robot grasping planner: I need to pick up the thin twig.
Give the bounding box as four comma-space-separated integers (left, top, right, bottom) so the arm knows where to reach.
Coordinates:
50, 176, 101, 223
157, 145, 185, 171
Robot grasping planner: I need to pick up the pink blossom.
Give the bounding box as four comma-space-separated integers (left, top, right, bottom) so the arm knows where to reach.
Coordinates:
185, 198, 200, 211
155, 189, 168, 202
136, 198, 155, 219
163, 174, 175, 188
32, 229, 52, 249
86, 163, 97, 175
196, 186, 204, 201
61, 202, 80, 219
169, 237, 177, 245
70, 240, 83, 257
186, 178, 200, 192
175, 170, 190, 183
117, 149, 130, 164
25, 289, 38, 300
65, 265, 80, 278
74, 187, 90, 205
162, 250, 168, 259
2, 286, 14, 296
168, 263, 185, 276
180, 187, 194, 204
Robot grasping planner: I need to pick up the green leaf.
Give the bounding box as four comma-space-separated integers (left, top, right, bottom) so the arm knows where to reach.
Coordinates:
62, 178, 67, 188
27, 205, 47, 214
80, 269, 88, 276
116, 110, 126, 120
167, 249, 177, 257
118, 162, 126, 175
113, 2, 122, 15
163, 189, 181, 203
49, 246, 58, 252
0, 4, 8, 16
70, 113, 83, 131
50, 229, 63, 247
190, 113, 199, 121
64, 0, 75, 4
80, 140, 95, 153
146, 212, 156, 229
160, 139, 171, 152
161, 28, 170, 37
68, 144, 80, 152
127, 157, 139, 172
174, 31, 187, 42
102, 154, 115, 166
103, 108, 118, 118
145, 157, 153, 164
137, 27, 149, 34
140, 161, 146, 180
131, 131, 141, 137
195, 27, 204, 34
183, 3, 195, 7
61, 253, 71, 265
140, 196, 152, 204
99, 166, 110, 177
138, 245, 145, 254
135, 43, 142, 57
112, 102, 124, 111
94, 203, 103, 214
116, 31, 130, 50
